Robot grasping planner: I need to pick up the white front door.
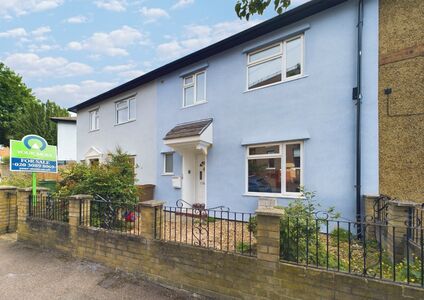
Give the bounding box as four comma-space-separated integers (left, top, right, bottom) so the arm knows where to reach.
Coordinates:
195, 153, 206, 204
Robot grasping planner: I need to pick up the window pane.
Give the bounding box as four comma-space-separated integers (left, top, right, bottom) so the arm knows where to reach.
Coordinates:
286, 37, 302, 78
249, 145, 280, 156
90, 110, 98, 130
286, 144, 301, 193
165, 153, 173, 173
184, 75, 193, 85
129, 98, 136, 120
116, 100, 127, 109
184, 86, 194, 106
249, 44, 281, 63
117, 107, 128, 124
196, 72, 205, 102
248, 158, 281, 193
248, 57, 282, 89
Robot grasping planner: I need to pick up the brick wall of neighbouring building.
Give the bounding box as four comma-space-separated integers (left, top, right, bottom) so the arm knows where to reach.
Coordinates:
14, 192, 424, 300
379, 0, 424, 201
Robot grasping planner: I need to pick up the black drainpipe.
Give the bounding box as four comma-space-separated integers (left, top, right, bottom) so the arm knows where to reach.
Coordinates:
355, 0, 364, 233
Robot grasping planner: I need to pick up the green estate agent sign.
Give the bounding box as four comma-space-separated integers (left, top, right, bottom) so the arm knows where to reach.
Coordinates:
10, 135, 57, 173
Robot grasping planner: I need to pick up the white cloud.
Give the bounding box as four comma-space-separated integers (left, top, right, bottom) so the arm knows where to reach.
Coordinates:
102, 63, 135, 72
67, 26, 147, 56
0, 0, 63, 18
118, 70, 145, 79
157, 19, 260, 60
3, 53, 93, 78
32, 26, 51, 36
94, 0, 126, 12
34, 80, 117, 107
65, 15, 88, 24
28, 43, 60, 52
0, 27, 28, 38
171, 0, 194, 10
140, 7, 169, 23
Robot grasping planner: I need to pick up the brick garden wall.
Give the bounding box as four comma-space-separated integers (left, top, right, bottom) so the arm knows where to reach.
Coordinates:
0, 187, 17, 234
14, 194, 424, 300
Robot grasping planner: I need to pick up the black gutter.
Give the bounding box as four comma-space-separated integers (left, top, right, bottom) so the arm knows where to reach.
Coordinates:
355, 0, 364, 229
69, 0, 347, 112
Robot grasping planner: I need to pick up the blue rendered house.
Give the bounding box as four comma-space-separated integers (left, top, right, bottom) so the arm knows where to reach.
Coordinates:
70, 0, 379, 221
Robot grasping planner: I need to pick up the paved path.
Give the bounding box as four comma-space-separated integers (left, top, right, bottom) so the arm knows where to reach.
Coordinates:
0, 234, 202, 300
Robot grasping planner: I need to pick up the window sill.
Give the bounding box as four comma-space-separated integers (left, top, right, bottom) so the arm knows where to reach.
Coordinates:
162, 173, 174, 176
244, 74, 308, 93
89, 129, 99, 133
181, 100, 207, 109
243, 193, 304, 200
114, 119, 136, 126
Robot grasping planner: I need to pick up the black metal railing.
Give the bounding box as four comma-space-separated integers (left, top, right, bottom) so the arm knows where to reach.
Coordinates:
156, 205, 256, 256
28, 194, 69, 223
280, 216, 424, 287
80, 196, 142, 235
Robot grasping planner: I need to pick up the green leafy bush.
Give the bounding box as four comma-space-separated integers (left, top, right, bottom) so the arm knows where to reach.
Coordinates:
0, 172, 32, 187
57, 148, 138, 205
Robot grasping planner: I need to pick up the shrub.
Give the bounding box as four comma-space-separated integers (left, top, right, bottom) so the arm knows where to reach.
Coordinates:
56, 148, 138, 205
0, 172, 32, 187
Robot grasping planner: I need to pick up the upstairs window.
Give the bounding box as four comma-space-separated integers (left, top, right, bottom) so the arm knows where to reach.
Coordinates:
247, 35, 303, 90
89, 109, 99, 131
246, 142, 303, 196
116, 97, 136, 124
183, 71, 206, 107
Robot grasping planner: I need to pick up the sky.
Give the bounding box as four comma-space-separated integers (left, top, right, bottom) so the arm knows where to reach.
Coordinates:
0, 0, 309, 109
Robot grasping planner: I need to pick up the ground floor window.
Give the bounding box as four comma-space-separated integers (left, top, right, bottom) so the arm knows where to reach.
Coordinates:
163, 152, 174, 175
246, 142, 302, 196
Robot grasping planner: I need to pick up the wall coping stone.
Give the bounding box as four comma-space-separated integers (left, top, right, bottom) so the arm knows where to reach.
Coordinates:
0, 186, 17, 190
68, 194, 93, 200
19, 187, 49, 192
139, 200, 165, 207
256, 207, 284, 217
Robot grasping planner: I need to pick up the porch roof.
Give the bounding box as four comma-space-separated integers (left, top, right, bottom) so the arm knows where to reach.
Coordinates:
164, 119, 213, 140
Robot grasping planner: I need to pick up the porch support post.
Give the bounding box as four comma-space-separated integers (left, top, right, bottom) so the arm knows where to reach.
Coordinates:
255, 207, 284, 262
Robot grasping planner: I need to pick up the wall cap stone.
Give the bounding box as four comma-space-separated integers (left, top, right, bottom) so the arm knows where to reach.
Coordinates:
256, 207, 284, 217
19, 187, 49, 192
139, 200, 165, 207
0, 186, 18, 190
68, 194, 93, 200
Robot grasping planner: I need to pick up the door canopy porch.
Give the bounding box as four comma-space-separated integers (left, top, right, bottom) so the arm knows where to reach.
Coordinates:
163, 118, 213, 154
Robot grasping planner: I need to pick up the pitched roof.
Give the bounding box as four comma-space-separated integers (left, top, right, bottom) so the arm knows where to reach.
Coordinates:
69, 0, 347, 113
50, 117, 77, 123
164, 119, 213, 140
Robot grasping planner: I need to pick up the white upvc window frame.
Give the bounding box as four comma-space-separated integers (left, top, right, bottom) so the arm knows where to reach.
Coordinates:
163, 152, 174, 175
89, 108, 100, 131
182, 70, 207, 108
115, 96, 136, 125
246, 34, 304, 91
245, 141, 304, 198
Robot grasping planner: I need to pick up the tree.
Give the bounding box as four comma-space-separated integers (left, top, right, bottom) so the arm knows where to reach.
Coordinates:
11, 99, 69, 145
235, 0, 291, 20
0, 63, 36, 145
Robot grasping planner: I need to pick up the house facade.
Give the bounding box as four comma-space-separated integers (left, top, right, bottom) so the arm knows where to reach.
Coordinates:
50, 117, 77, 164
70, 0, 379, 220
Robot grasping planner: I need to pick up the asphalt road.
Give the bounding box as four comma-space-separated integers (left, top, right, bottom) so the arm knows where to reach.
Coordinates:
0, 234, 202, 300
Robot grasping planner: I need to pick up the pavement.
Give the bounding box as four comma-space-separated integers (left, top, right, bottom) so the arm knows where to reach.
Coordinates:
0, 233, 204, 300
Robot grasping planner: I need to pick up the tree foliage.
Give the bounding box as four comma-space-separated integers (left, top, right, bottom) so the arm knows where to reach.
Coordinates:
235, 0, 291, 20
57, 148, 138, 205
11, 100, 69, 145
0, 63, 36, 145
0, 62, 69, 146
